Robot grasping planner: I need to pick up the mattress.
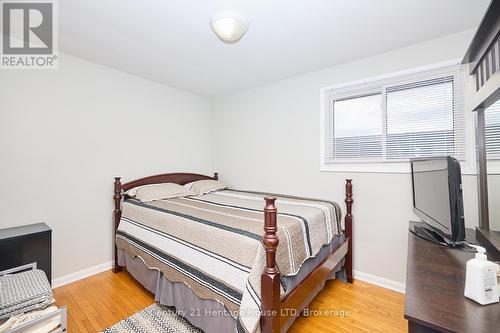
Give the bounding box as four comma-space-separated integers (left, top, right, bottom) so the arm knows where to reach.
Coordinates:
116, 189, 344, 333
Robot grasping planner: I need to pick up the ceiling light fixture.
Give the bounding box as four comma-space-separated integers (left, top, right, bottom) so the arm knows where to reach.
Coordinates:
210, 11, 248, 43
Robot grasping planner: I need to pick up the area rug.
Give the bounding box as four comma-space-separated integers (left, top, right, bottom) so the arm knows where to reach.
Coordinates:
102, 303, 203, 333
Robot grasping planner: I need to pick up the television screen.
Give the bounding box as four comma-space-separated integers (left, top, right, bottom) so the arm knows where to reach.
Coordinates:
411, 156, 465, 242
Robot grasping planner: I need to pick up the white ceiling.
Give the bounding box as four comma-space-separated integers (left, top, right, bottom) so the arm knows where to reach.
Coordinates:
60, 0, 490, 97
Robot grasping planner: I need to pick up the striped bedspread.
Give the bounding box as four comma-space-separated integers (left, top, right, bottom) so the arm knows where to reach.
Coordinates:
116, 189, 343, 333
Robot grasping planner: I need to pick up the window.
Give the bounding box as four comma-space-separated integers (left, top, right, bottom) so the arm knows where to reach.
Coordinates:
386, 78, 455, 159
333, 93, 383, 159
485, 99, 500, 159
322, 64, 467, 166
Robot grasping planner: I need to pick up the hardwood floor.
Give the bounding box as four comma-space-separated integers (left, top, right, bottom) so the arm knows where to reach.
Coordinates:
54, 270, 407, 332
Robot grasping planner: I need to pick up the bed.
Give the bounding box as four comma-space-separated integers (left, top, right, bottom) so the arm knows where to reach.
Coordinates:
112, 173, 353, 333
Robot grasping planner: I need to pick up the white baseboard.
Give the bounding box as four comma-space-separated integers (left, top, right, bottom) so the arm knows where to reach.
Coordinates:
354, 270, 405, 293
52, 261, 113, 288
51, 262, 404, 295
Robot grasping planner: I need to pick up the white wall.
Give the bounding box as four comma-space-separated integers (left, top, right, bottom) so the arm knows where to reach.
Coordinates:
212, 30, 478, 290
0, 30, 482, 291
0, 53, 213, 280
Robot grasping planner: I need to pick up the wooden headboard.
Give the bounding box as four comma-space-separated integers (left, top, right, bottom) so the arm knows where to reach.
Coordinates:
118, 172, 218, 192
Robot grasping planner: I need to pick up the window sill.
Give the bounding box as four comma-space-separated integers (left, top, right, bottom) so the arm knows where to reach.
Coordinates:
320, 161, 477, 175
320, 162, 411, 174
487, 160, 500, 174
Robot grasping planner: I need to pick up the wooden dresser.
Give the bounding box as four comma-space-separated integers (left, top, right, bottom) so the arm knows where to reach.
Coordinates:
404, 229, 500, 333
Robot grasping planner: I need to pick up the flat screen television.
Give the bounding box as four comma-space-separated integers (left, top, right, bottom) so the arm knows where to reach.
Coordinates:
410, 156, 465, 246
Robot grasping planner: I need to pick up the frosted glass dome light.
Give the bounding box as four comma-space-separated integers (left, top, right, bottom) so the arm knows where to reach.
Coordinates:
210, 11, 248, 43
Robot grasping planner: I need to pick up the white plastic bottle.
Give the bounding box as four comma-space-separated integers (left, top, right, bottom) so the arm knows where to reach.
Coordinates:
464, 245, 499, 305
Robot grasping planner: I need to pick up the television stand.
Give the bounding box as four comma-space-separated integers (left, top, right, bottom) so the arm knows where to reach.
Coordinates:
405, 228, 500, 333
409, 221, 462, 247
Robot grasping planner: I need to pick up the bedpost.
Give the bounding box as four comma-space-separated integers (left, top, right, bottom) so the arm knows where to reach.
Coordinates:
345, 179, 353, 283
214, 172, 219, 180
261, 197, 280, 333
113, 177, 123, 273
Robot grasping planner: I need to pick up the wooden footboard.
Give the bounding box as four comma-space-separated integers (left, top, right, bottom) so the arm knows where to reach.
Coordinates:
345, 179, 353, 283
260, 179, 353, 333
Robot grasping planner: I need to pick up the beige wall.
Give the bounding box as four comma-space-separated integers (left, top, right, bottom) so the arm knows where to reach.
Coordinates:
212, 30, 478, 289
0, 53, 213, 279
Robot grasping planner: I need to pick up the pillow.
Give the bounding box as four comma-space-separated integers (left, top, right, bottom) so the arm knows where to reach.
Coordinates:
130, 183, 195, 203
124, 184, 157, 197
184, 180, 231, 196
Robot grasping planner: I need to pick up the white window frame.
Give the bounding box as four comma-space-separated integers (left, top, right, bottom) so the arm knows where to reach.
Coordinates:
319, 60, 476, 174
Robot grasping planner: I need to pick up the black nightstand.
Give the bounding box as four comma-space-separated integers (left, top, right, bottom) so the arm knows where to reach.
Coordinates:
0, 223, 52, 284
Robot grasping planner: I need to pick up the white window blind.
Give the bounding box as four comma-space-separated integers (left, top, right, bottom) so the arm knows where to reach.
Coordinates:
323, 64, 467, 163
332, 93, 383, 159
485, 99, 500, 159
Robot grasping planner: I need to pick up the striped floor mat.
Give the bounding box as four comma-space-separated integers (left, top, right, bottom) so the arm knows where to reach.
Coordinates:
102, 303, 203, 333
